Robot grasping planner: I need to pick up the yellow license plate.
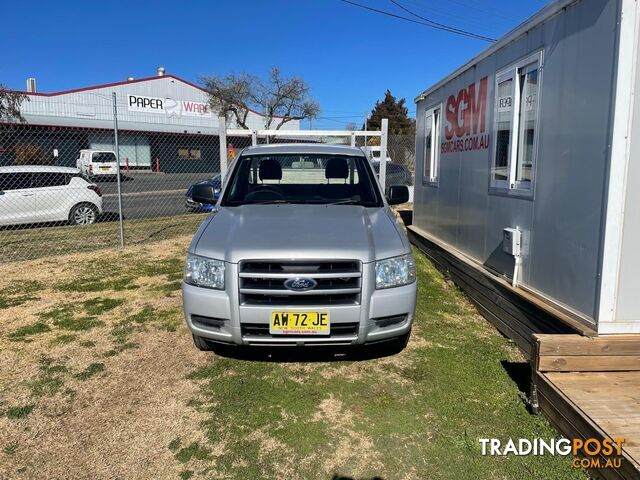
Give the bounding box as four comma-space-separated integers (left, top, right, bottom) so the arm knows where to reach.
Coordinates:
99, 166, 110, 171
270, 312, 329, 335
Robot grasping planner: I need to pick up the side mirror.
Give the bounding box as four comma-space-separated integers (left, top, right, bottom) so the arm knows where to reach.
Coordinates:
386, 185, 409, 206
191, 184, 218, 205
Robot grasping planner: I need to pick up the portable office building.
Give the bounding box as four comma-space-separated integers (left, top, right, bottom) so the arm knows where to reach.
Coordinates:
411, 0, 640, 342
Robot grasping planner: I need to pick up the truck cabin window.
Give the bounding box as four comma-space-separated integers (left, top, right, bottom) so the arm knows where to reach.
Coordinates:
222, 154, 382, 207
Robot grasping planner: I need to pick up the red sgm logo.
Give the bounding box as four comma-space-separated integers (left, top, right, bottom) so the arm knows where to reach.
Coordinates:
441, 76, 490, 154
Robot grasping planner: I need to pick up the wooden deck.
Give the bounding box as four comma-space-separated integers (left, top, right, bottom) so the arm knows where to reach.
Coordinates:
533, 335, 640, 479
546, 372, 640, 464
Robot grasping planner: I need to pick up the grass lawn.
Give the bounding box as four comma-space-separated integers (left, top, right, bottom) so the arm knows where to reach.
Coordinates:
0, 236, 586, 479
0, 213, 206, 263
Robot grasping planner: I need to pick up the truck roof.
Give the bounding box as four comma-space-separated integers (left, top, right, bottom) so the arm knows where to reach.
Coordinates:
241, 143, 367, 157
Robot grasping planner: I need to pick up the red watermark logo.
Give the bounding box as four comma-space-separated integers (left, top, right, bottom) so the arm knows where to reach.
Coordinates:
441, 76, 490, 154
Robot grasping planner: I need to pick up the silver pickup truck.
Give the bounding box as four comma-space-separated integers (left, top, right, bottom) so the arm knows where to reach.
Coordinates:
182, 144, 417, 353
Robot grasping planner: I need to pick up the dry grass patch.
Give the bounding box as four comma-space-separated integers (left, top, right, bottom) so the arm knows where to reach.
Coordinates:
0, 236, 212, 480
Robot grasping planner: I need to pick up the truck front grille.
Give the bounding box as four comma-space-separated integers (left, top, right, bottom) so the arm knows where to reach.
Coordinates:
239, 260, 362, 306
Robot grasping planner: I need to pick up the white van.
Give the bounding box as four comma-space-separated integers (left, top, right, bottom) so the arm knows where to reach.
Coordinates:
0, 166, 103, 226
76, 149, 119, 179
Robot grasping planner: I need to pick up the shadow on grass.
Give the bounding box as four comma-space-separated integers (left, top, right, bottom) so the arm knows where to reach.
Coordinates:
501, 360, 531, 398
208, 343, 405, 363
332, 476, 385, 480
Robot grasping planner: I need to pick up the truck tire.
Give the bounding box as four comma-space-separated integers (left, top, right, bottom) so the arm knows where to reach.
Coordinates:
382, 330, 411, 355
69, 203, 98, 225
192, 334, 215, 351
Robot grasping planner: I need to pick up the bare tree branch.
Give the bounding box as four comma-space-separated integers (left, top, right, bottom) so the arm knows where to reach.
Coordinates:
0, 85, 28, 126
201, 67, 319, 130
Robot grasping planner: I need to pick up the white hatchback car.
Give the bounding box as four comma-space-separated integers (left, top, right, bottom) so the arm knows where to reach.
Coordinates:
0, 166, 103, 226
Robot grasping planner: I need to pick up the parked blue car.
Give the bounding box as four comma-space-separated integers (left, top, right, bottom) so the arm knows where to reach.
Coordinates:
185, 174, 221, 212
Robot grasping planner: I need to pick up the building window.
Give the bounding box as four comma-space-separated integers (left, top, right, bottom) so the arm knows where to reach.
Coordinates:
491, 52, 542, 193
178, 148, 201, 160
423, 105, 440, 185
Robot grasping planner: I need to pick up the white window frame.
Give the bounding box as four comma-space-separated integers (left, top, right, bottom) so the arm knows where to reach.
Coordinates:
490, 51, 543, 195
422, 105, 441, 185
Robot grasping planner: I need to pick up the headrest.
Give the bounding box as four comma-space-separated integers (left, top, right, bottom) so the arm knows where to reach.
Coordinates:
325, 158, 348, 179
259, 159, 282, 181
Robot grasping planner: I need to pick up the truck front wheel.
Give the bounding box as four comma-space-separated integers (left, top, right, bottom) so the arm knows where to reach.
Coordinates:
381, 330, 411, 355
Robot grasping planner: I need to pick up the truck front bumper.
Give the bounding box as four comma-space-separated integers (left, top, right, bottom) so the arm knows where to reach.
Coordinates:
182, 262, 417, 347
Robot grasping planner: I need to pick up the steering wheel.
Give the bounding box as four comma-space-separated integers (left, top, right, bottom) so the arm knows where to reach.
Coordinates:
245, 186, 285, 203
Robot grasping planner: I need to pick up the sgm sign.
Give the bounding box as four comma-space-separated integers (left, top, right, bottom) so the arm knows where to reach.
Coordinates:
127, 95, 212, 117
441, 76, 490, 154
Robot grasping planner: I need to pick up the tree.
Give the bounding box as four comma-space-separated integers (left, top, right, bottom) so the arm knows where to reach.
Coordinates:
202, 67, 319, 130
365, 90, 415, 135
365, 91, 416, 167
0, 84, 27, 125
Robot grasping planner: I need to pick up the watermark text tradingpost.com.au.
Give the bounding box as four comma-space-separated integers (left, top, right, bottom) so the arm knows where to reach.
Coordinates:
479, 437, 625, 470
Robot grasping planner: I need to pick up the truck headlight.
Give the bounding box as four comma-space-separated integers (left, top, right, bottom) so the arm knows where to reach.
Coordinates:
375, 254, 416, 289
184, 254, 225, 290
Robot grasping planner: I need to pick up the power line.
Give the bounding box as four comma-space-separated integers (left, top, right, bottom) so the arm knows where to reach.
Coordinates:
389, 0, 497, 42
339, 0, 496, 42
399, 0, 511, 34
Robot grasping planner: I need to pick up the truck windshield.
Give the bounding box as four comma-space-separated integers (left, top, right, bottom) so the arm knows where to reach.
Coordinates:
222, 154, 383, 206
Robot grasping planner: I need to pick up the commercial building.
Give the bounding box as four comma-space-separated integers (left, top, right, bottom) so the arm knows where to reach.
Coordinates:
1, 67, 300, 173
410, 0, 640, 340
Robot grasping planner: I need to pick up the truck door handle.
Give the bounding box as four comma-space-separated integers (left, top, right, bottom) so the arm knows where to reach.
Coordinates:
21, 193, 34, 197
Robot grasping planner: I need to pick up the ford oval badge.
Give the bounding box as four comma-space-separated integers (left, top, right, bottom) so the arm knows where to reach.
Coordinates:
284, 277, 317, 292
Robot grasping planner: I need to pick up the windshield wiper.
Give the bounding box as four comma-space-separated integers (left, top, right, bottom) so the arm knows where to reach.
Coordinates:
326, 199, 365, 206
246, 200, 289, 205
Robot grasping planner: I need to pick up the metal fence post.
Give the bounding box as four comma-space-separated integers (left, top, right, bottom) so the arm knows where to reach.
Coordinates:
112, 92, 125, 248
218, 116, 228, 184
380, 118, 388, 193
350, 132, 356, 147
251, 130, 257, 146
364, 113, 368, 147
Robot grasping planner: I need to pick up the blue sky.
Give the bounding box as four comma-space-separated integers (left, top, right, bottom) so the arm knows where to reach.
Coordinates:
2, 0, 549, 128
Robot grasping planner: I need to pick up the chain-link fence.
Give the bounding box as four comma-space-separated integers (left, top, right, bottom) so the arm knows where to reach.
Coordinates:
0, 94, 415, 263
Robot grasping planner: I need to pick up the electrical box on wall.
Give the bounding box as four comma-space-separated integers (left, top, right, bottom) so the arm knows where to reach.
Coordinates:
503, 228, 523, 256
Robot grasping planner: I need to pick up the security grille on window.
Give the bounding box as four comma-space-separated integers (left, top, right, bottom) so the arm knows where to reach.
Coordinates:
491, 52, 542, 193
423, 106, 441, 184
178, 148, 202, 160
